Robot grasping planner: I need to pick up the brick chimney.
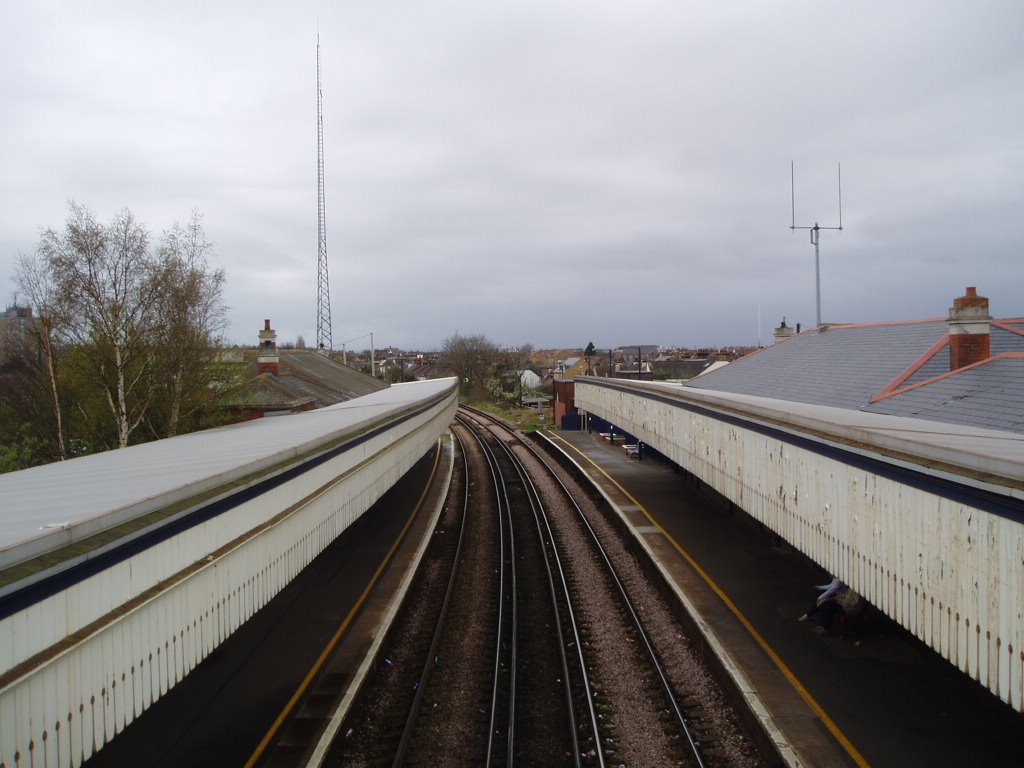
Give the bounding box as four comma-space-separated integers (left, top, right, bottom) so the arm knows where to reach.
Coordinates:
948, 287, 991, 370
257, 319, 279, 376
774, 317, 795, 344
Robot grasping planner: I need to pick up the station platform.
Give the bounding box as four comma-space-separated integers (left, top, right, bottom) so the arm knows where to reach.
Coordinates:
545, 428, 1024, 768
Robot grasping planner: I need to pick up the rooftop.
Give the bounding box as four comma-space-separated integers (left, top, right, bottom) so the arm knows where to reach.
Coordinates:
686, 292, 1024, 435
222, 349, 387, 413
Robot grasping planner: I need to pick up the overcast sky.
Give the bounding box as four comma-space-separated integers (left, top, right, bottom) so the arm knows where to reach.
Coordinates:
2, 2, 1021, 352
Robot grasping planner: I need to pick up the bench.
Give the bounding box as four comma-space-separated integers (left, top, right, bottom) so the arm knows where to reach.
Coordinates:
624, 444, 640, 459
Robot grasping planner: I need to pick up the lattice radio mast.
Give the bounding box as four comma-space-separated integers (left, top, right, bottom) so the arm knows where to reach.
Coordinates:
790, 162, 843, 328
316, 36, 333, 353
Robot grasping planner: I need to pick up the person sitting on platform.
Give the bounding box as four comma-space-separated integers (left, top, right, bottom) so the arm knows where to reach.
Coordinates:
799, 577, 862, 636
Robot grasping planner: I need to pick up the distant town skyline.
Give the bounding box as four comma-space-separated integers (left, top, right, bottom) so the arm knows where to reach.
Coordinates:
2, 2, 1022, 351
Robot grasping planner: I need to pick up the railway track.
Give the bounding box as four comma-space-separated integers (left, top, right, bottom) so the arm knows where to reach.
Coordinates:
326, 408, 766, 767
463, 407, 705, 767
462, 409, 598, 766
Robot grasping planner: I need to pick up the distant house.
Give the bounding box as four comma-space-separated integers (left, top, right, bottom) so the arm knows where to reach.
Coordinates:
619, 345, 660, 366
611, 360, 654, 381
0, 305, 37, 364
519, 369, 542, 390
385, 352, 441, 382
530, 348, 583, 380
651, 356, 720, 381
409, 356, 446, 381
553, 357, 589, 379
687, 287, 1024, 434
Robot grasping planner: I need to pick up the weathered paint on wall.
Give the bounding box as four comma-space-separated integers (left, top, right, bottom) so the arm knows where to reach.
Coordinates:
577, 378, 1024, 713
0, 384, 457, 768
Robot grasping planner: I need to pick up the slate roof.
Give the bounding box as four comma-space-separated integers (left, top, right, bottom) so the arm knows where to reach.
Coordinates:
224, 373, 316, 412
221, 349, 387, 412
865, 354, 1024, 433
273, 350, 387, 406
653, 357, 721, 380
687, 317, 1024, 434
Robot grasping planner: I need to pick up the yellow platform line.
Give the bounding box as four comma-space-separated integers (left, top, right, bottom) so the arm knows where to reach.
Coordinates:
245, 441, 444, 768
549, 432, 869, 768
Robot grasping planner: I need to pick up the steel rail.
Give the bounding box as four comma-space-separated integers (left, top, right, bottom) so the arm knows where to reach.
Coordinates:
389, 428, 472, 767
456, 413, 518, 766
492, 430, 603, 768
523, 432, 708, 768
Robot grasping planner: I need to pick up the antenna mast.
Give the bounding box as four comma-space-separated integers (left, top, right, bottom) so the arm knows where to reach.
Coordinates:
790, 162, 843, 328
316, 36, 333, 353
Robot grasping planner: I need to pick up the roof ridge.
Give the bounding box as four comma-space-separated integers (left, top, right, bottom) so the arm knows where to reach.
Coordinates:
826, 315, 1022, 332
872, 335, 950, 401
828, 316, 947, 329
869, 351, 1024, 404
994, 318, 1024, 337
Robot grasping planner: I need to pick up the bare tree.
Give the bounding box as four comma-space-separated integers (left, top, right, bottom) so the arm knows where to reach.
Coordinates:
150, 212, 227, 437
9, 203, 230, 457
0, 307, 57, 469
440, 332, 498, 395
500, 343, 535, 406
14, 253, 68, 459
40, 204, 162, 448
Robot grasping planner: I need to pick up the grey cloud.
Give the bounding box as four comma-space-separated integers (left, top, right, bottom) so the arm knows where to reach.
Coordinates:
1, 1, 1022, 350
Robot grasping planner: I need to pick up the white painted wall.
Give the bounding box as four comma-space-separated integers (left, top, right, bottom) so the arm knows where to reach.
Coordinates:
0, 380, 457, 768
577, 378, 1024, 713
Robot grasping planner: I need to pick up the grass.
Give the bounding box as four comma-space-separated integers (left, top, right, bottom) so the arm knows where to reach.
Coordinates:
463, 399, 554, 433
